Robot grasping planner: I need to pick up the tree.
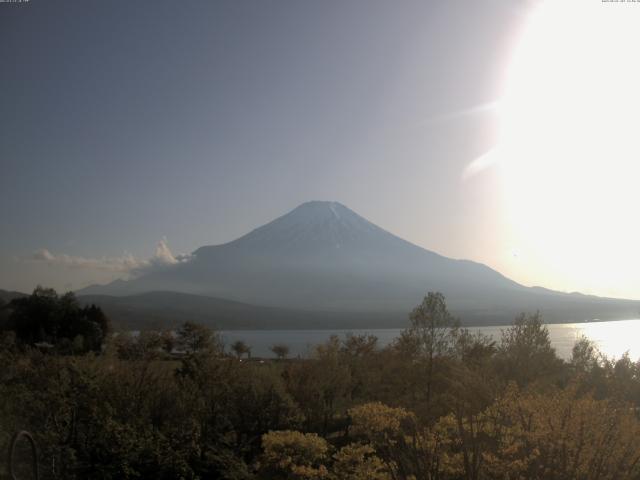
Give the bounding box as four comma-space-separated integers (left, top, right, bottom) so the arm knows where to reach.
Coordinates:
229, 365, 302, 454
176, 321, 221, 354
339, 334, 381, 402
81, 303, 110, 350
271, 343, 290, 360
260, 430, 329, 479
497, 311, 563, 386
6, 286, 58, 345
341, 334, 378, 358
284, 336, 351, 434
348, 402, 442, 479
113, 331, 165, 360
445, 329, 500, 480
402, 292, 459, 406
348, 402, 415, 444
160, 329, 176, 354
231, 340, 251, 359
3, 287, 110, 353
330, 443, 389, 480
0, 297, 8, 328
0, 298, 12, 351
484, 385, 640, 480
571, 335, 602, 373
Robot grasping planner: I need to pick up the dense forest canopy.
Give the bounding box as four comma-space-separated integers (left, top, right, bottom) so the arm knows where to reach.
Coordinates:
0, 287, 110, 354
2, 290, 640, 479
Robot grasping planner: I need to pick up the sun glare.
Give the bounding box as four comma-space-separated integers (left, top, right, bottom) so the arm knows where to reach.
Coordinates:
492, 0, 640, 298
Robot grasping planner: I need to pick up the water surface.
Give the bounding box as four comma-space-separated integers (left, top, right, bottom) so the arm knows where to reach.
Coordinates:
220, 319, 640, 360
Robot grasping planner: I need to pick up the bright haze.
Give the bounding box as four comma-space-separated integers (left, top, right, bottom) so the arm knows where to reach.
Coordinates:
1, 0, 639, 301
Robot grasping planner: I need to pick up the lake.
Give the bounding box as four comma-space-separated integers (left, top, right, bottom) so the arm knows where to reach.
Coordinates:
220, 319, 640, 360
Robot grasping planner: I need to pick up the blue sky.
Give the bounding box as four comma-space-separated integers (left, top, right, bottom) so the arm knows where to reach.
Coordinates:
5, 0, 636, 300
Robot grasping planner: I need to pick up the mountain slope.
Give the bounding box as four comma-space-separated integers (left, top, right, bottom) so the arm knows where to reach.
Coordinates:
78, 201, 640, 325
77, 291, 404, 330
0, 289, 28, 303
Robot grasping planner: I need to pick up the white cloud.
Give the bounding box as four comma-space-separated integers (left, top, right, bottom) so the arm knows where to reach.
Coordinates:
152, 238, 178, 265
32, 249, 55, 261
27, 239, 192, 277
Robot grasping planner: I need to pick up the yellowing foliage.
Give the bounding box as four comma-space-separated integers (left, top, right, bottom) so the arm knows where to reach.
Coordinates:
331, 443, 390, 480
349, 402, 414, 439
261, 430, 329, 479
482, 385, 640, 480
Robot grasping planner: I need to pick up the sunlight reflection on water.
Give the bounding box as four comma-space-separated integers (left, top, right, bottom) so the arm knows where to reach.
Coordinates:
476, 319, 640, 360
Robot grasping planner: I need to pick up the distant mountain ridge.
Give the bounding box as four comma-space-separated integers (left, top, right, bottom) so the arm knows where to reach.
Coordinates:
77, 201, 640, 327
77, 291, 404, 331
0, 289, 28, 303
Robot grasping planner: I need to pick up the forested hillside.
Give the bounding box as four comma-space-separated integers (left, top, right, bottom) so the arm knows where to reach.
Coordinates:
2, 291, 640, 479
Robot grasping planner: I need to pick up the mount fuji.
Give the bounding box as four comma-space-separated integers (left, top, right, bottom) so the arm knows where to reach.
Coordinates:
78, 201, 640, 327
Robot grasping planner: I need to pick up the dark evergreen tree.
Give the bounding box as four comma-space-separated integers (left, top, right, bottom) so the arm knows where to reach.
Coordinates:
3, 286, 110, 353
